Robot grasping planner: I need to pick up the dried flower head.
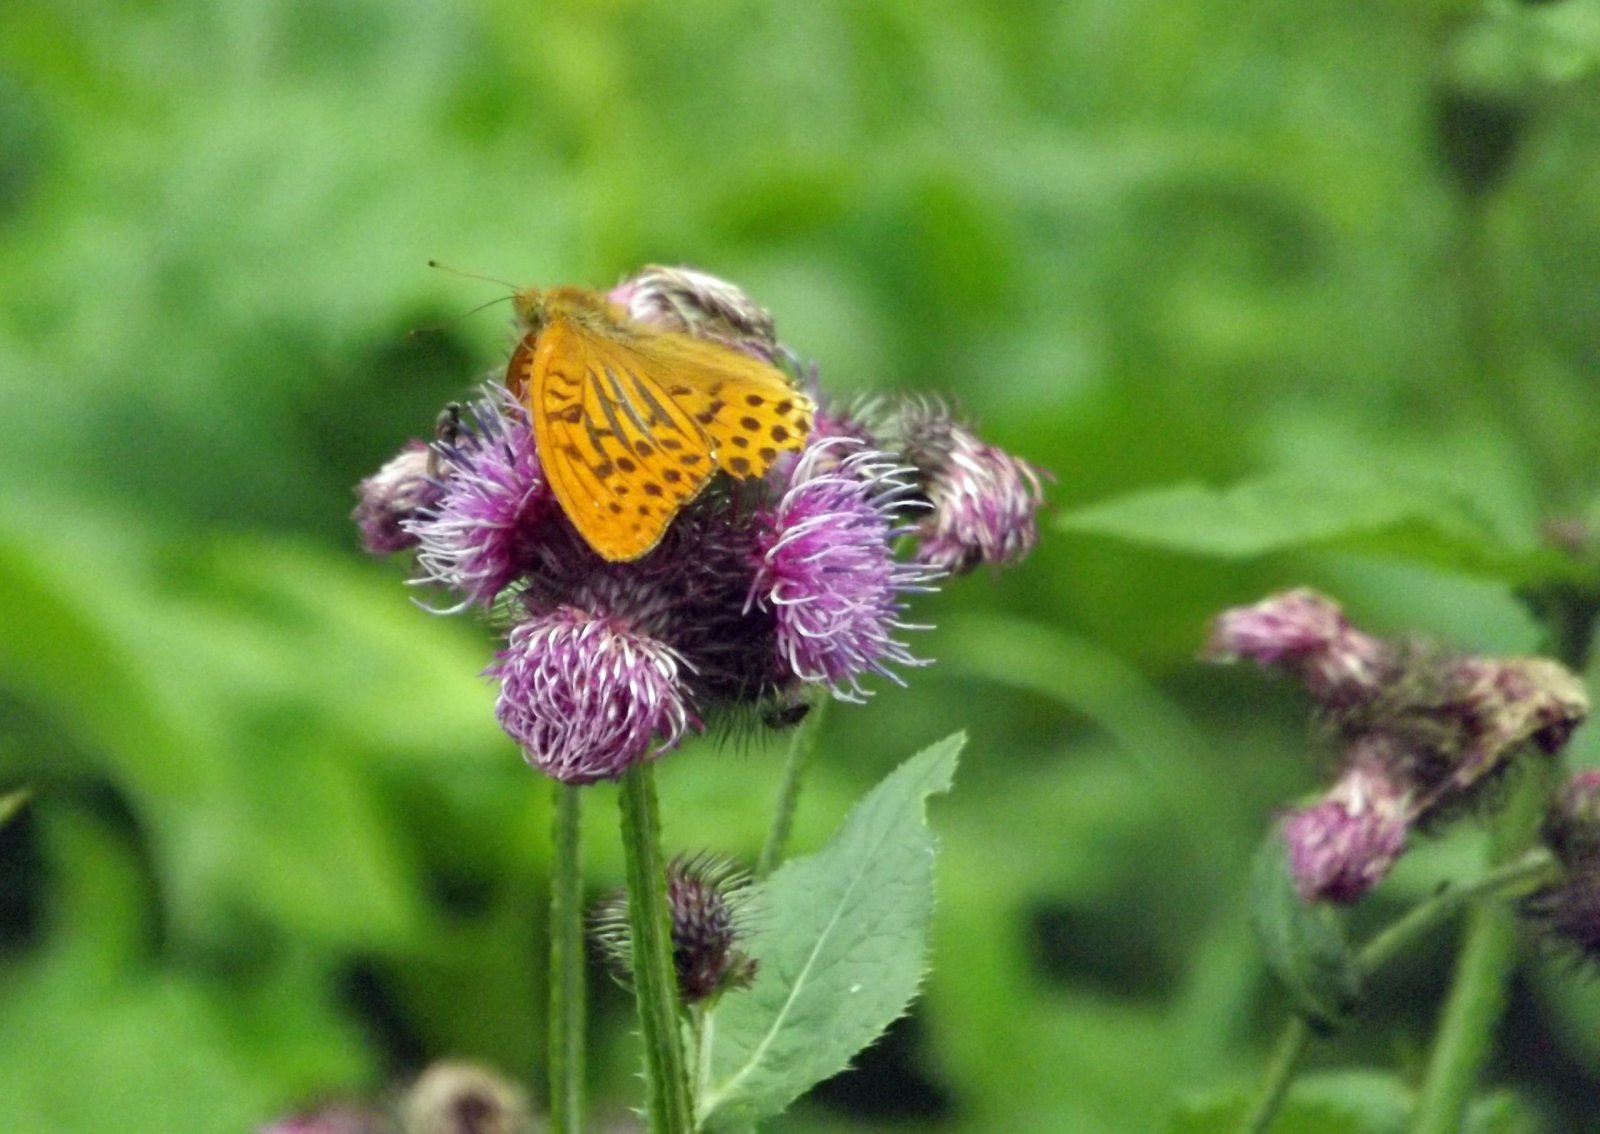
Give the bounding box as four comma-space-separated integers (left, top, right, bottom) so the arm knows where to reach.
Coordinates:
397, 1061, 533, 1134
592, 853, 759, 1004
892, 398, 1046, 575
1526, 867, 1600, 962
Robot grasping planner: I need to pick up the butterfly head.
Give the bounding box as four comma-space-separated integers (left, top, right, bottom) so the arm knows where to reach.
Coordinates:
511, 287, 546, 331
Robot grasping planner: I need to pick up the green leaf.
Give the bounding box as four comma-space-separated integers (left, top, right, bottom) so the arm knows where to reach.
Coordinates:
696, 733, 962, 1131
1171, 1075, 1540, 1134
1249, 830, 1362, 1031
0, 787, 30, 829
1058, 470, 1586, 587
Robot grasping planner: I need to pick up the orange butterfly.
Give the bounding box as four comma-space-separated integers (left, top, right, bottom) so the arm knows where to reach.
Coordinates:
506, 284, 814, 562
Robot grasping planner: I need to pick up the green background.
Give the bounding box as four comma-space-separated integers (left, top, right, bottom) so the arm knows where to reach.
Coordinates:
4, 1, 1600, 1130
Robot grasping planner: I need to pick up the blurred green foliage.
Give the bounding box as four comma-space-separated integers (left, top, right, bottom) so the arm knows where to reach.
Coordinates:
3, 0, 1600, 1131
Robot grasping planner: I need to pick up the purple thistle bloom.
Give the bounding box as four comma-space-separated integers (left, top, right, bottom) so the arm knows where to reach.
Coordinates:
407, 388, 548, 609
1280, 738, 1411, 903
891, 398, 1046, 575
749, 439, 940, 702
488, 606, 694, 784
352, 442, 441, 556
1206, 588, 1394, 710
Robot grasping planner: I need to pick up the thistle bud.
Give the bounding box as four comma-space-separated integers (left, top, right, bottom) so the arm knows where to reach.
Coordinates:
354, 442, 442, 556
1543, 770, 1600, 870
592, 853, 758, 1005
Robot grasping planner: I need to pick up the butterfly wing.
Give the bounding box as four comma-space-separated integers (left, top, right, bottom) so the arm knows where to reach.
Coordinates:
514, 313, 720, 561
629, 333, 814, 480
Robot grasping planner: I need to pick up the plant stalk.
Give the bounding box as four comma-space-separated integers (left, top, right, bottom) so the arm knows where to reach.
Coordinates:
619, 762, 695, 1133
756, 698, 828, 878
549, 783, 586, 1134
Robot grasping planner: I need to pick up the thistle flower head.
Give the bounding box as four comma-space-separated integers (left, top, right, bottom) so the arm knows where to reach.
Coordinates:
407, 388, 548, 608
398, 1061, 532, 1134
258, 1103, 389, 1134
1280, 737, 1411, 903
1206, 588, 1394, 709
892, 398, 1046, 575
488, 606, 693, 784
353, 442, 442, 556
750, 439, 940, 701
592, 852, 759, 1004
1543, 769, 1600, 870
608, 264, 779, 360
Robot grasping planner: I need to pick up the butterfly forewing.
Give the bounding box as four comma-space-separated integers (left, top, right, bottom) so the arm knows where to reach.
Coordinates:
527, 315, 719, 561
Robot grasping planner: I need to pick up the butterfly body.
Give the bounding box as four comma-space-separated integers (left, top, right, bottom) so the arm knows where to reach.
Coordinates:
507, 285, 813, 562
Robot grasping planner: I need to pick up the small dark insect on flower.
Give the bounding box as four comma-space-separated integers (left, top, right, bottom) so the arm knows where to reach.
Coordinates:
353, 265, 1043, 783
591, 853, 759, 1005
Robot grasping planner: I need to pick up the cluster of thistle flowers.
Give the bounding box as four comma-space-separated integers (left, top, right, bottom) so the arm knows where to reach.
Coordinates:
1205, 589, 1592, 918
354, 266, 1045, 785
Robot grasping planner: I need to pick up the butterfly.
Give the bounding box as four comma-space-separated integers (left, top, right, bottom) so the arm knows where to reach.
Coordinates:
506, 284, 814, 561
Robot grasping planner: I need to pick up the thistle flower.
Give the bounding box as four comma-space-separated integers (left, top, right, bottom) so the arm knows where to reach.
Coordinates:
592, 853, 759, 1004
488, 606, 693, 784
408, 389, 548, 608
353, 442, 442, 556
892, 398, 1046, 575
1280, 737, 1411, 903
258, 1103, 390, 1134
749, 439, 940, 702
397, 1061, 533, 1134
1543, 769, 1600, 869
608, 264, 779, 361
1206, 588, 1394, 710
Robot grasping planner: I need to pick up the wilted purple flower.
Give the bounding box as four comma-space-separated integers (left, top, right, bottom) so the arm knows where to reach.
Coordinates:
750, 439, 940, 701
488, 606, 694, 784
408, 389, 548, 608
608, 264, 779, 361
1527, 867, 1600, 962
1437, 655, 1590, 778
258, 1102, 389, 1134
353, 442, 442, 556
1280, 737, 1411, 903
1206, 589, 1394, 709
398, 1061, 532, 1134
592, 852, 759, 1004
893, 399, 1046, 575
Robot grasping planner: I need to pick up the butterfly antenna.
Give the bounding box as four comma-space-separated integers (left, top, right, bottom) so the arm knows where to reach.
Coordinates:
427, 260, 519, 290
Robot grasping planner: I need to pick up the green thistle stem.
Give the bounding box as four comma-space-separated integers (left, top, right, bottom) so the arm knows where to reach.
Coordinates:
1238, 848, 1560, 1134
549, 782, 586, 1134
757, 698, 829, 878
1409, 764, 1558, 1134
619, 762, 694, 1134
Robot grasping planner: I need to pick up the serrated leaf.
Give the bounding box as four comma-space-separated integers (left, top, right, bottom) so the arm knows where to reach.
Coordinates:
1249, 829, 1361, 1030
1059, 471, 1586, 587
696, 734, 962, 1131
